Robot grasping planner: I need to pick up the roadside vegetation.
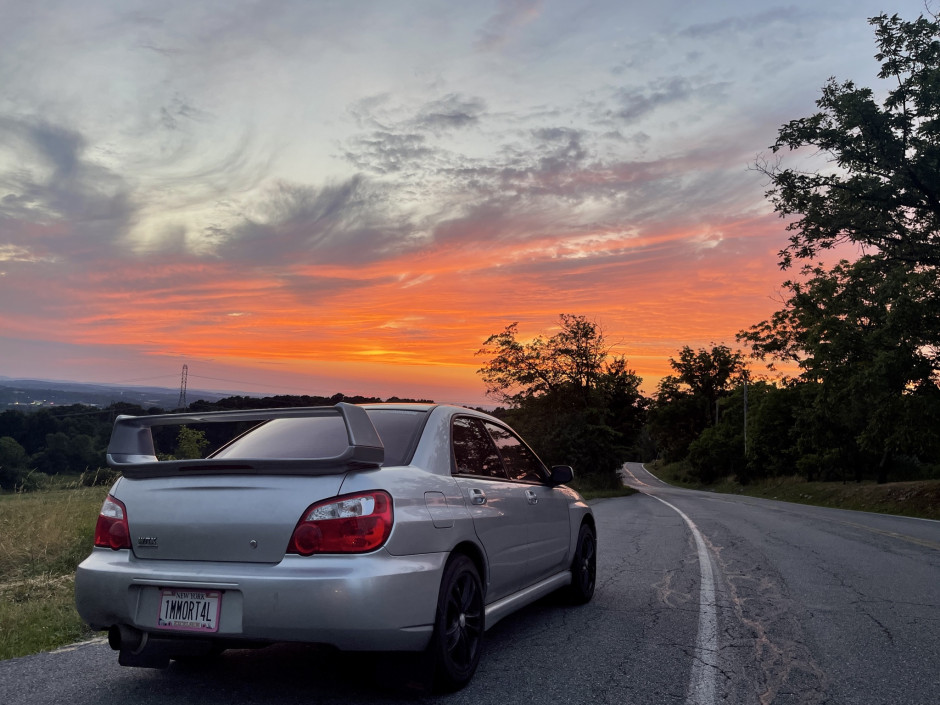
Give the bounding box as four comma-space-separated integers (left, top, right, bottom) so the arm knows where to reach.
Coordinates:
653, 460, 940, 521
0, 478, 108, 660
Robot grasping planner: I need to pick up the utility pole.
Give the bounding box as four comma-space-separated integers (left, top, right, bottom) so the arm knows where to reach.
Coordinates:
177, 364, 188, 409
743, 371, 749, 456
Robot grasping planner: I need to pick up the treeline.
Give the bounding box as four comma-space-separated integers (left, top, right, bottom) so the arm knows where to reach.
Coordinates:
479, 317, 939, 490
0, 393, 432, 491
647, 346, 940, 486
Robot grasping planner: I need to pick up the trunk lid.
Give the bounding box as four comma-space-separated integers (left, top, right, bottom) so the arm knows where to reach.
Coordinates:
113, 474, 347, 563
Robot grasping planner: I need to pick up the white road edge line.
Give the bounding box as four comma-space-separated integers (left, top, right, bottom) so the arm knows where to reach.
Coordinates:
649, 494, 719, 705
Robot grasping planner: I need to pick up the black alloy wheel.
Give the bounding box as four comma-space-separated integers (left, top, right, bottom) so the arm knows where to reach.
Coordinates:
430, 553, 484, 691
569, 523, 596, 604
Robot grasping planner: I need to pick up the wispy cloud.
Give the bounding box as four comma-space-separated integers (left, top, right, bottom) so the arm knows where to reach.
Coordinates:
0, 116, 133, 234
476, 0, 543, 50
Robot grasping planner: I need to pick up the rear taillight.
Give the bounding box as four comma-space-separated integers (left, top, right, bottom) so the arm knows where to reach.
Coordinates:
287, 491, 393, 555
94, 495, 131, 550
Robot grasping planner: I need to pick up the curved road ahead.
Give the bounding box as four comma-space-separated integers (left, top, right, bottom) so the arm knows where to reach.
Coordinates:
1, 463, 938, 704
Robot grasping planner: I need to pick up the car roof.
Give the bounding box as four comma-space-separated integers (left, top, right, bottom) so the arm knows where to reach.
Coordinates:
360, 403, 500, 420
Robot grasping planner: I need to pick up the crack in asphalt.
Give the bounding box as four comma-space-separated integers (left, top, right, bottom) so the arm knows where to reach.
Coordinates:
701, 532, 831, 705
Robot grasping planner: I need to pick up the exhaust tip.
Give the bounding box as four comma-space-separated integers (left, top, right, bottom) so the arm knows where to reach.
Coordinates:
108, 624, 145, 652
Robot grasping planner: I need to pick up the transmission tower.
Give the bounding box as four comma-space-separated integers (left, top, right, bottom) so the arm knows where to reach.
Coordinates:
177, 364, 188, 408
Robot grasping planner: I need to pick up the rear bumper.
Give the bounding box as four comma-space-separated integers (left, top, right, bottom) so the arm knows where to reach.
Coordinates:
75, 547, 447, 651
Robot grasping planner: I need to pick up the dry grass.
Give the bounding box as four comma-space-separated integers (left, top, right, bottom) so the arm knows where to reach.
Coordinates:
0, 485, 109, 660
740, 477, 940, 520
650, 462, 940, 520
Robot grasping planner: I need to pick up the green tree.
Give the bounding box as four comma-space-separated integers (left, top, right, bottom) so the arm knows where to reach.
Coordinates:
478, 314, 612, 405
743, 12, 940, 482
32, 431, 102, 475
477, 315, 647, 485
648, 345, 746, 463
742, 383, 804, 481
0, 436, 29, 490
741, 258, 940, 481
760, 13, 940, 271
175, 426, 210, 460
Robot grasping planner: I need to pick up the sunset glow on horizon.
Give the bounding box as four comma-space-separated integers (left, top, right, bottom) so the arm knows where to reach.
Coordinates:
0, 1, 913, 405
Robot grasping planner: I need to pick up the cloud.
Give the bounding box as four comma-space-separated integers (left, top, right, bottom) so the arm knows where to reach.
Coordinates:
4, 0, 855, 401
529, 127, 588, 175
342, 131, 435, 174
678, 7, 807, 39
334, 81, 768, 276
343, 93, 487, 173
414, 94, 487, 132
0, 243, 53, 264
217, 176, 425, 266
476, 0, 543, 50
612, 77, 695, 123
0, 116, 133, 228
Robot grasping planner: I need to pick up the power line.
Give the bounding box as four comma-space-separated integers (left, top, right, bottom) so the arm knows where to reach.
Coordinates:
107, 374, 181, 385
187, 373, 278, 388
188, 373, 325, 395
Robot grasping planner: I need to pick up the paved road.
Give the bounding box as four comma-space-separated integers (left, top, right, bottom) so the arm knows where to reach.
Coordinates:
619, 463, 940, 705
1, 465, 937, 704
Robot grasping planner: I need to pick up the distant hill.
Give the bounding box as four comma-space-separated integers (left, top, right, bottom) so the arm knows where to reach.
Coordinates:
0, 377, 239, 411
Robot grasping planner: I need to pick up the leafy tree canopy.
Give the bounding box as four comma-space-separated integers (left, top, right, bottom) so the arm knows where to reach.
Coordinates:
740, 256, 940, 387
477, 315, 648, 484
657, 345, 747, 419
762, 12, 940, 269
649, 345, 746, 463
477, 314, 620, 405
739, 12, 940, 483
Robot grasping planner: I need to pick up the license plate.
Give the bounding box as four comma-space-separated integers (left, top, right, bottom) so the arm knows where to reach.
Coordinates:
156, 589, 221, 632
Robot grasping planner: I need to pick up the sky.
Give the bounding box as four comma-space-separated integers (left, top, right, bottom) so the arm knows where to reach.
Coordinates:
0, 0, 930, 406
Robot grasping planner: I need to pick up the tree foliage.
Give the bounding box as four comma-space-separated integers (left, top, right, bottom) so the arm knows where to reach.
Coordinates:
175, 426, 210, 460
741, 257, 939, 385
478, 314, 612, 405
0, 436, 29, 490
762, 13, 940, 270
648, 345, 746, 464
477, 315, 648, 485
737, 12, 940, 484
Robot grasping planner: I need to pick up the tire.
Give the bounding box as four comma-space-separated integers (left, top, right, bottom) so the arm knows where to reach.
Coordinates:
568, 523, 596, 604
428, 554, 485, 692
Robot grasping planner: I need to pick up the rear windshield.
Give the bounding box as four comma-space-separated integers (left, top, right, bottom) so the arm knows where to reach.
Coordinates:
210, 408, 428, 466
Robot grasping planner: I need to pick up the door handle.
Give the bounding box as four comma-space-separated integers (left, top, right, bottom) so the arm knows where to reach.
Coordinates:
525, 489, 538, 505
469, 488, 487, 505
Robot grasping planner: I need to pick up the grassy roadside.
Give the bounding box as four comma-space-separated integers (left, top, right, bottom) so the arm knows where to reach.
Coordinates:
570, 474, 638, 502
578, 486, 638, 501
0, 485, 109, 660
649, 461, 940, 520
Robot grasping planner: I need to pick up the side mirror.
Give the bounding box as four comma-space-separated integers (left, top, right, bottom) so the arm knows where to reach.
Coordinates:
550, 465, 573, 485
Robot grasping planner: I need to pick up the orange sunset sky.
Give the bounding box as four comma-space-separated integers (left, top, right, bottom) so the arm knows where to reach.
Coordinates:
0, 1, 920, 406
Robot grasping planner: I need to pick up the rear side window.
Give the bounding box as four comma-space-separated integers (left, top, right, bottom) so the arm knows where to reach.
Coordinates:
452, 417, 507, 479
365, 409, 428, 466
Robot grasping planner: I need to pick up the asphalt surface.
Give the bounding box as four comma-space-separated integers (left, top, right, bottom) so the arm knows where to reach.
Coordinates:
1, 464, 937, 704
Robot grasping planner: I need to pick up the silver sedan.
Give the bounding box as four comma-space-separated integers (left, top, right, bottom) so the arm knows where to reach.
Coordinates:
75, 403, 596, 691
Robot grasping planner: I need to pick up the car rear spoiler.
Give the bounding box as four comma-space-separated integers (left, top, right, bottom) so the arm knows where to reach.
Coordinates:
107, 402, 384, 478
